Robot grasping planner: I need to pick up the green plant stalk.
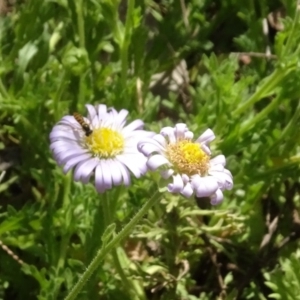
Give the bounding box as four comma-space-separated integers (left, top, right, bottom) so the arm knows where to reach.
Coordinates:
0, 78, 8, 99
75, 0, 86, 106
238, 95, 281, 136
282, 4, 300, 57
65, 190, 160, 300
120, 0, 135, 91
102, 193, 145, 300
279, 100, 300, 154
57, 173, 72, 270
232, 66, 295, 117
54, 70, 67, 119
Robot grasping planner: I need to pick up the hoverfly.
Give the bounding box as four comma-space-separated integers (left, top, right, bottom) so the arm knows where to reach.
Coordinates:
73, 112, 93, 137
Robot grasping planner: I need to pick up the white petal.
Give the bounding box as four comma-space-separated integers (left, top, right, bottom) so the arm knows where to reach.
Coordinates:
63, 153, 91, 173
147, 154, 171, 171
50, 140, 80, 151
160, 169, 174, 179
138, 140, 164, 156
185, 131, 194, 140
224, 168, 233, 179
196, 128, 215, 144
182, 174, 190, 183
124, 130, 154, 140
59, 149, 90, 164
167, 174, 184, 193
174, 123, 188, 140
181, 182, 194, 198
118, 162, 131, 186
210, 189, 224, 205
59, 115, 79, 126
101, 160, 112, 189
85, 104, 97, 122
115, 109, 128, 127
209, 170, 233, 190
153, 134, 167, 147
116, 154, 145, 178
95, 164, 105, 193
50, 128, 79, 141
98, 104, 108, 119
73, 158, 98, 183
110, 159, 123, 185
160, 127, 176, 143
123, 119, 144, 134
200, 144, 211, 156
209, 164, 224, 172
210, 155, 226, 166
192, 176, 219, 198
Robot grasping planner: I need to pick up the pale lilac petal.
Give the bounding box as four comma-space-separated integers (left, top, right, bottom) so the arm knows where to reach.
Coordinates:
59, 149, 90, 164
210, 189, 224, 205
123, 119, 144, 134
51, 143, 82, 156
181, 182, 194, 198
192, 176, 219, 198
196, 128, 215, 144
210, 155, 226, 166
95, 164, 105, 193
118, 163, 131, 186
147, 154, 171, 171
115, 109, 128, 127
63, 153, 91, 173
168, 174, 184, 193
153, 134, 167, 147
200, 144, 211, 156
50, 140, 79, 151
224, 168, 233, 179
85, 104, 97, 121
124, 129, 154, 140
117, 154, 145, 178
185, 131, 194, 140
138, 140, 164, 156
174, 123, 188, 140
110, 159, 123, 185
160, 169, 174, 179
73, 158, 98, 183
50, 128, 79, 141
182, 174, 190, 183
209, 164, 224, 172
98, 104, 108, 119
101, 160, 112, 189
59, 116, 79, 126
160, 127, 176, 143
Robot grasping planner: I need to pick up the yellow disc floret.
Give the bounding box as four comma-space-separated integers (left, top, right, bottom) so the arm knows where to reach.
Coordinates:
85, 127, 124, 158
166, 139, 209, 176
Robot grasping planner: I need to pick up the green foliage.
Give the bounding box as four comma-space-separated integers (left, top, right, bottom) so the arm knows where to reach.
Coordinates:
0, 0, 300, 299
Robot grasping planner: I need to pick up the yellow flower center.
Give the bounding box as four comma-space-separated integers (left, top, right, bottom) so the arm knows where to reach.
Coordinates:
166, 139, 210, 176
85, 127, 124, 158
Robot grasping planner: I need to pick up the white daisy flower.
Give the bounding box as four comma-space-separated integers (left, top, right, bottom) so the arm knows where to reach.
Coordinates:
49, 104, 154, 193
138, 123, 233, 205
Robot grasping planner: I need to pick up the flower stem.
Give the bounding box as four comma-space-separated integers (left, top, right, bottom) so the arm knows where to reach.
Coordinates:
102, 192, 146, 300
120, 0, 135, 92
65, 191, 161, 300
75, 0, 85, 106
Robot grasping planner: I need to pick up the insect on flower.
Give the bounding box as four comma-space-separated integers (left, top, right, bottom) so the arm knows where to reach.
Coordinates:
73, 112, 93, 137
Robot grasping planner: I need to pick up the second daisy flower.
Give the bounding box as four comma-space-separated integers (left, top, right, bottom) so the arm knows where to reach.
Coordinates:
138, 124, 233, 205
